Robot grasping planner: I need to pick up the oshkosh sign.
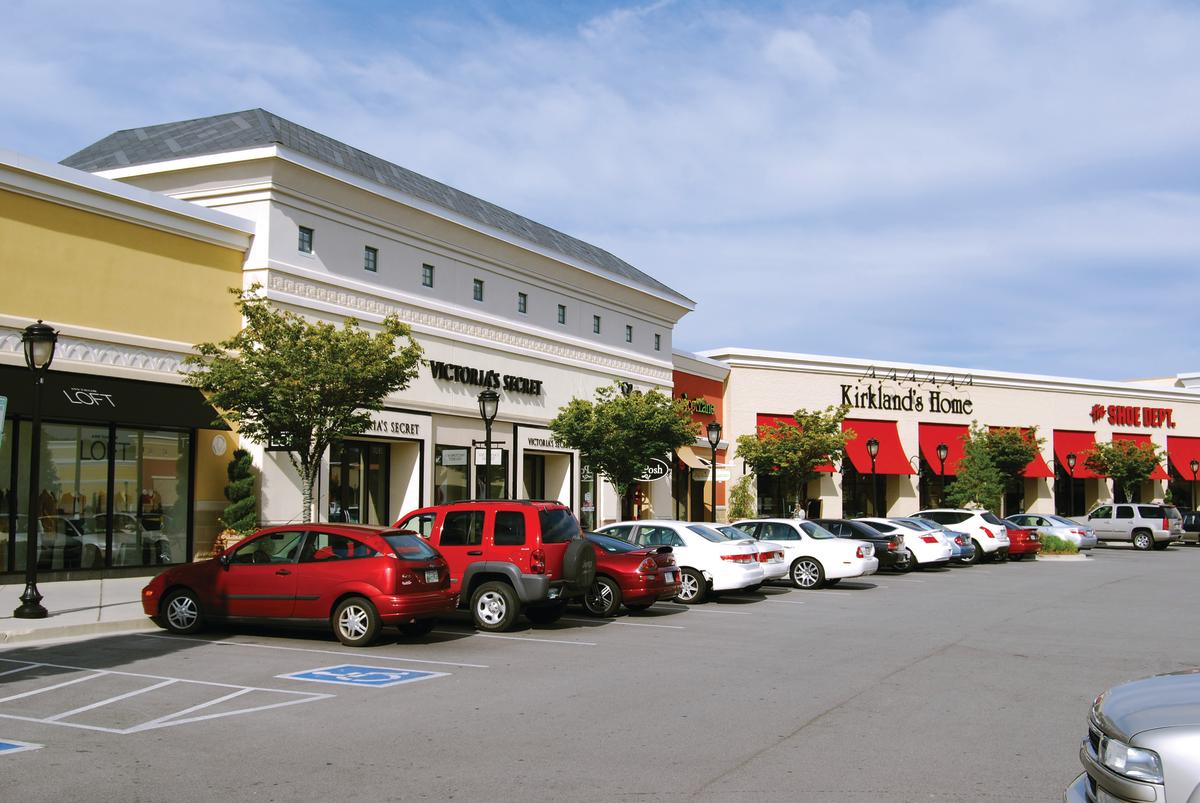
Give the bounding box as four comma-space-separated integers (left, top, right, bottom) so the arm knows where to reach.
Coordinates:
840, 383, 973, 416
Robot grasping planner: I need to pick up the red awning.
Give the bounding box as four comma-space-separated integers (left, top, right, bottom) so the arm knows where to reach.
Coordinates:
918, 423, 968, 476
1113, 434, 1169, 480
843, 419, 914, 475
755, 413, 834, 472
1054, 430, 1100, 479
989, 426, 1054, 478
1167, 436, 1200, 480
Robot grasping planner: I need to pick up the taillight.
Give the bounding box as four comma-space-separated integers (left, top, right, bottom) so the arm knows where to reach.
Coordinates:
720, 553, 754, 564
856, 546, 867, 558
887, 539, 898, 550
637, 557, 657, 573
955, 536, 965, 546
1163, 518, 1170, 530
981, 527, 996, 539
531, 548, 546, 574
920, 536, 938, 544
758, 551, 781, 562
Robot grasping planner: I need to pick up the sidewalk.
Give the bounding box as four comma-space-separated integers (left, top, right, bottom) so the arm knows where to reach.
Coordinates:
0, 577, 156, 645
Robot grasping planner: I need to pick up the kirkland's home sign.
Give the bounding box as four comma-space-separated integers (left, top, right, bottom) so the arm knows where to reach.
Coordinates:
429, 361, 544, 396
841, 383, 973, 415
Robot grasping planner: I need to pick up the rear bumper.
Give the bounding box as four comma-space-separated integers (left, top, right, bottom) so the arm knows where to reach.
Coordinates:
619, 572, 682, 604
1009, 541, 1042, 555
761, 562, 789, 581
709, 562, 765, 591
375, 590, 459, 624
827, 556, 878, 579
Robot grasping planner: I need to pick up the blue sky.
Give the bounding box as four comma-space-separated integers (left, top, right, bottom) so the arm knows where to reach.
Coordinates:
5, 0, 1199, 380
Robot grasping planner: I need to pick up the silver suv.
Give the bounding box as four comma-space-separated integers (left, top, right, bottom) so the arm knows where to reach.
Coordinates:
1084, 503, 1182, 551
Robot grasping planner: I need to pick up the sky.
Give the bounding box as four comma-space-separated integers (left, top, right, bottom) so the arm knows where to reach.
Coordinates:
4, 0, 1199, 381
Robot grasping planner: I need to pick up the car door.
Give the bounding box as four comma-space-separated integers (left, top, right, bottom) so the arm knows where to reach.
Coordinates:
1112, 505, 1136, 541
760, 522, 801, 561
427, 508, 486, 594
292, 531, 381, 619
1087, 506, 1114, 539
215, 530, 306, 618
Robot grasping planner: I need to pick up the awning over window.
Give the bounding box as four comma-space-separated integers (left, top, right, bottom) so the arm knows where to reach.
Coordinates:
843, 419, 914, 475
1054, 430, 1100, 479
755, 413, 834, 472
989, 426, 1055, 478
1167, 436, 1200, 480
1113, 434, 1169, 480
918, 423, 968, 476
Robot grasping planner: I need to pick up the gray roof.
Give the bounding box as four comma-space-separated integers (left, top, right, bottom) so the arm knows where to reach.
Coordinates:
62, 109, 693, 307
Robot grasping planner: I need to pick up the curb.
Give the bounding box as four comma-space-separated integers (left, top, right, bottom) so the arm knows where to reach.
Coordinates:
0, 617, 157, 646
1035, 554, 1090, 562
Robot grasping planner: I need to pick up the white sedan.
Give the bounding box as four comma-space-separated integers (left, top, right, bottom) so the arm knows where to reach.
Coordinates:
596, 520, 764, 604
717, 525, 788, 586
856, 517, 953, 568
729, 519, 878, 589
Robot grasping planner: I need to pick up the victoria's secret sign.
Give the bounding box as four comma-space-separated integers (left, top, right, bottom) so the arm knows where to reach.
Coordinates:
429, 360, 544, 396
1090, 404, 1176, 429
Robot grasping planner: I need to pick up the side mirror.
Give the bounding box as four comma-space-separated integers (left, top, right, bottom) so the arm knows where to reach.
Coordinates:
218, 553, 231, 569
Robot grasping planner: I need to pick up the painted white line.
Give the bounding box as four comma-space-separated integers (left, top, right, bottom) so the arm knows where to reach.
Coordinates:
559, 617, 685, 630
433, 630, 596, 646
136, 633, 489, 669
0, 713, 137, 735
45, 679, 178, 722
0, 662, 42, 678
132, 687, 253, 730
0, 672, 107, 704
767, 599, 807, 605
0, 738, 43, 755
656, 604, 752, 615
128, 693, 333, 733
0, 657, 303, 690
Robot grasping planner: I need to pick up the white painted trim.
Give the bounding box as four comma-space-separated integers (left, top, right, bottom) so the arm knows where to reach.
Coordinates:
673, 348, 730, 381
0, 313, 196, 354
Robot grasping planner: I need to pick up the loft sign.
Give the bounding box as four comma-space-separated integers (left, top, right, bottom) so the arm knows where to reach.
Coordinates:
840, 383, 972, 416
1090, 404, 1175, 429
429, 361, 544, 396
63, 387, 116, 408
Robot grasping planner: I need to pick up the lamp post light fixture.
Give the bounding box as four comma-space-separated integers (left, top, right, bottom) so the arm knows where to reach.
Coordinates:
1190, 459, 1199, 511
706, 421, 722, 523
14, 320, 58, 619
936, 442, 949, 506
477, 389, 499, 500
1066, 452, 1077, 517
865, 437, 880, 516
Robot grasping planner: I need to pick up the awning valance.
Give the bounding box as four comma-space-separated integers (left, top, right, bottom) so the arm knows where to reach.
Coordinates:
1167, 436, 1200, 480
989, 426, 1054, 478
1113, 434, 1169, 480
754, 412, 835, 472
843, 419, 914, 475
676, 446, 710, 470
918, 423, 968, 476
1054, 430, 1101, 479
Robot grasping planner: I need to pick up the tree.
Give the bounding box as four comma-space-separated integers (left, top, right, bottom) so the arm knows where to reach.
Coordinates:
978, 426, 1041, 513
727, 473, 757, 521
549, 383, 697, 520
735, 405, 854, 515
183, 287, 423, 522
221, 448, 257, 536
945, 426, 1005, 511
1085, 440, 1164, 503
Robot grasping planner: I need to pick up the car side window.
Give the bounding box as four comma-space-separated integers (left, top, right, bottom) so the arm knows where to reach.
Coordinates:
300, 532, 377, 562
636, 526, 683, 547
765, 523, 798, 541
732, 523, 759, 538
440, 511, 484, 546
1115, 506, 1134, 519
601, 524, 633, 541
493, 511, 526, 546
825, 522, 847, 536
232, 531, 306, 564
1090, 506, 1112, 519
397, 512, 436, 538
1137, 506, 1161, 519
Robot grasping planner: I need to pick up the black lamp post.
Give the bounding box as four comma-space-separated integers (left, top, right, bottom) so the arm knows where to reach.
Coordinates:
1190, 459, 1198, 511
936, 442, 948, 506
865, 437, 880, 516
1066, 452, 1077, 516
478, 389, 499, 500
706, 421, 721, 523
14, 320, 58, 619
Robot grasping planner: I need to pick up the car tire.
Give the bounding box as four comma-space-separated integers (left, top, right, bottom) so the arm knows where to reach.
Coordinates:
160, 588, 204, 635
624, 602, 654, 612
471, 581, 520, 632
674, 568, 707, 604
525, 601, 567, 625
1010, 553, 1023, 561
894, 549, 916, 573
583, 576, 622, 618
333, 596, 381, 647
562, 539, 598, 590
790, 557, 825, 589
1132, 531, 1153, 551
398, 619, 436, 637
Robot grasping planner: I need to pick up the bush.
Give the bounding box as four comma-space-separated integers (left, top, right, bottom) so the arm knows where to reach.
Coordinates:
728, 474, 757, 521
1038, 532, 1079, 554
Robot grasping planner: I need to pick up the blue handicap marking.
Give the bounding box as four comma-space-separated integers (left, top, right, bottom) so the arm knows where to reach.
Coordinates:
278, 664, 448, 688
0, 740, 43, 756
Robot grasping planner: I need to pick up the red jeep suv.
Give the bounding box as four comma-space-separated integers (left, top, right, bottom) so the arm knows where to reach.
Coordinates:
395, 501, 596, 632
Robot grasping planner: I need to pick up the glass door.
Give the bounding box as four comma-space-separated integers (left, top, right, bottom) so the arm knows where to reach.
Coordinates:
328, 440, 389, 525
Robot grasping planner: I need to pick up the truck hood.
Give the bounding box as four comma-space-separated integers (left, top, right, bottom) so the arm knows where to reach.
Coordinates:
1094, 668, 1200, 739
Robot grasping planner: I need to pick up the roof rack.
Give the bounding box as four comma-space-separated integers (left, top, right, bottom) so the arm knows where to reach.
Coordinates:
444, 499, 565, 506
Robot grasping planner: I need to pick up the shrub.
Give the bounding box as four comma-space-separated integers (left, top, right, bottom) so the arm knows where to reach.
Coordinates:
1038, 532, 1079, 554
728, 474, 757, 521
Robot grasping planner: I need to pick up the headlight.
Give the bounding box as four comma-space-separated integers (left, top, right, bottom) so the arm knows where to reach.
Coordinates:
1099, 735, 1163, 783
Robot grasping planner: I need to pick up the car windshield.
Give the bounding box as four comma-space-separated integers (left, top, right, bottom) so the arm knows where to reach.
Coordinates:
980, 512, 1006, 525
687, 524, 729, 542
1162, 506, 1181, 520
585, 532, 640, 553
798, 521, 835, 539
716, 526, 747, 540
538, 508, 581, 543
382, 531, 440, 560
898, 518, 935, 530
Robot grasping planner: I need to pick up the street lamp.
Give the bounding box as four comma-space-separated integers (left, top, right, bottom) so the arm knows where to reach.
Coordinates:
477, 389, 499, 500
865, 437, 880, 516
706, 421, 721, 523
14, 320, 58, 619
1066, 452, 1077, 517
1190, 459, 1198, 511
936, 442, 948, 506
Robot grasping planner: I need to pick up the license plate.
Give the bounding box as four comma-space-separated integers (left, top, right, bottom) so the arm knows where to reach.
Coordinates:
662, 571, 675, 583
424, 570, 439, 583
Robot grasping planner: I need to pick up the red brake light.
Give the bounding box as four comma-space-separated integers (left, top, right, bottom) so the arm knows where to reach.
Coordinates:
637, 557, 657, 573
720, 553, 754, 564
920, 536, 938, 544
955, 536, 965, 546
981, 527, 996, 539
856, 546, 867, 558
1163, 518, 1169, 530
887, 539, 898, 550
531, 548, 546, 574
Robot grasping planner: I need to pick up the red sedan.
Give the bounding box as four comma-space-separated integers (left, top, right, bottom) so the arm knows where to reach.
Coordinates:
1002, 519, 1042, 561
580, 531, 681, 617
141, 524, 458, 646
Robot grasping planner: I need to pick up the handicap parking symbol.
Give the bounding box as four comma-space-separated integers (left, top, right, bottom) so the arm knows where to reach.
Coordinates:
0, 740, 43, 756
279, 664, 448, 688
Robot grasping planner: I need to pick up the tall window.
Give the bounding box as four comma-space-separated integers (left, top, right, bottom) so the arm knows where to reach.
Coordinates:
298, 226, 314, 253
517, 292, 528, 314
593, 315, 601, 334
363, 246, 378, 272
625, 324, 633, 343
654, 333, 662, 351
434, 446, 469, 505
557, 304, 566, 325
473, 279, 484, 302
422, 264, 434, 287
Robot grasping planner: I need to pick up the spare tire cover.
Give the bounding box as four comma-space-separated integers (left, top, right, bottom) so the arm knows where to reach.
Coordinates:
562, 539, 597, 588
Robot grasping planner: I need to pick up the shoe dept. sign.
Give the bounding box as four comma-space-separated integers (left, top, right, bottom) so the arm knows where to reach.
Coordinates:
840, 369, 974, 417
429, 361, 544, 396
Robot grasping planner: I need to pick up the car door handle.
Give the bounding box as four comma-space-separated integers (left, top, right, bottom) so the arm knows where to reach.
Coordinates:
275, 569, 291, 576
466, 550, 483, 556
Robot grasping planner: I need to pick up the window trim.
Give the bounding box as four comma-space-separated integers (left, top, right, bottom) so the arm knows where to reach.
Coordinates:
517, 292, 528, 315
422, 264, 434, 288
625, 324, 633, 343
473, 278, 484, 302
654, 333, 661, 351
363, 245, 378, 272
593, 315, 601, 334
557, 304, 566, 325
298, 226, 314, 254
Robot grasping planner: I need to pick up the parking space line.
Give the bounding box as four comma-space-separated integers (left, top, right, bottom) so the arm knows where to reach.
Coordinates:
136, 634, 489, 669
45, 679, 178, 722
131, 688, 253, 731
656, 604, 752, 615
0, 739, 42, 756
0, 672, 107, 704
559, 617, 685, 630
0, 663, 41, 678
434, 630, 595, 646
130, 694, 331, 733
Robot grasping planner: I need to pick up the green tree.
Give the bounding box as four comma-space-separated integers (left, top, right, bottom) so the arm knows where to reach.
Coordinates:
945, 426, 1005, 510
727, 473, 757, 521
550, 383, 697, 520
221, 448, 257, 535
1085, 440, 1164, 503
183, 287, 423, 522
735, 405, 854, 515
978, 426, 1041, 514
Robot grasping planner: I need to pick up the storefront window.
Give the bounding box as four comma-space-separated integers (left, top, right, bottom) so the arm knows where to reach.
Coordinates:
328, 440, 388, 524
435, 446, 469, 504
475, 447, 509, 499
1054, 463, 1086, 517
1168, 466, 1195, 511
0, 419, 12, 572
580, 463, 597, 530
112, 429, 189, 567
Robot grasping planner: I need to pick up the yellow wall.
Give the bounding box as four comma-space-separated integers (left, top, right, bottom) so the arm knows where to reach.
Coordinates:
0, 189, 244, 345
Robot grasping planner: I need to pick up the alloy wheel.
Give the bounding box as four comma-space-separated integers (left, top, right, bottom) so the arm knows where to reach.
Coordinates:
166, 594, 198, 630
677, 572, 700, 601
585, 582, 614, 614
794, 560, 820, 588
476, 590, 508, 626
338, 604, 371, 640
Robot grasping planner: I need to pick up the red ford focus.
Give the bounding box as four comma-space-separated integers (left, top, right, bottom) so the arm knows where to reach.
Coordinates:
141, 524, 458, 646
580, 531, 680, 617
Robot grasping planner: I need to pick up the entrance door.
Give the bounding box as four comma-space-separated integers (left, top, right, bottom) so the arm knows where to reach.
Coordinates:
329, 441, 389, 524
523, 454, 545, 500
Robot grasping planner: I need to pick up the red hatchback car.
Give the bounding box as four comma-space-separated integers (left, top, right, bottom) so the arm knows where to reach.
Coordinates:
142, 524, 458, 647
580, 531, 681, 617
1002, 519, 1042, 561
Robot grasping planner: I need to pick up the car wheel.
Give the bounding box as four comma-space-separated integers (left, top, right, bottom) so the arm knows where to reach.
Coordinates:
624, 602, 654, 612
791, 558, 825, 589
674, 568, 707, 604
894, 549, 916, 573
1132, 531, 1153, 551
333, 596, 381, 647
583, 576, 622, 618
160, 588, 204, 635
1010, 553, 1023, 561
525, 601, 567, 625
398, 619, 436, 637
471, 581, 520, 632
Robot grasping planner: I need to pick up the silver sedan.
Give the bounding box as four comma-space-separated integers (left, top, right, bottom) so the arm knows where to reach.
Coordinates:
1006, 514, 1097, 550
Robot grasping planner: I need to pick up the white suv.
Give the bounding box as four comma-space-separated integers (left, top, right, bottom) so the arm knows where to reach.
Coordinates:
914, 508, 1011, 563
731, 519, 878, 589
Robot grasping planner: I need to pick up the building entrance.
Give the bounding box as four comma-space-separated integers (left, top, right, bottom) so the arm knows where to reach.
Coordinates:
328, 440, 388, 524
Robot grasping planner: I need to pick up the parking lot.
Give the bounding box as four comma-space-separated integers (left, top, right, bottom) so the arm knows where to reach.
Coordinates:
3, 546, 1199, 802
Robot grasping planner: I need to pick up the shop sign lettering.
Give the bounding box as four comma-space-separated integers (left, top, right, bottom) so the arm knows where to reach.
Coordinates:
637, 458, 670, 482
429, 361, 544, 396
366, 419, 421, 436
63, 387, 116, 408
527, 436, 563, 449
1090, 404, 1175, 429
840, 383, 973, 416
678, 393, 715, 415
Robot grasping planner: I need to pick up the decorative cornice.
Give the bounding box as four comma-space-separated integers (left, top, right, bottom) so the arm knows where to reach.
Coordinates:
0, 325, 187, 378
